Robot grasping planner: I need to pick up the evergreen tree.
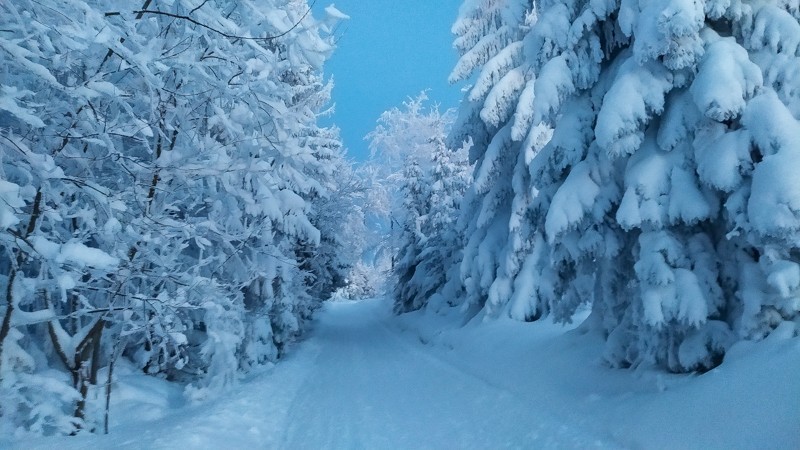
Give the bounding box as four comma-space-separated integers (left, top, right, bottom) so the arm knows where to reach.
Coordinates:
450, 0, 800, 371
450, 0, 553, 320
414, 134, 471, 311
394, 160, 430, 313
366, 94, 470, 313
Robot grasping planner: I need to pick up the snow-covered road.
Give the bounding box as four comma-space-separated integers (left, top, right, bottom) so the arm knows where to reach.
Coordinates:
280, 299, 615, 449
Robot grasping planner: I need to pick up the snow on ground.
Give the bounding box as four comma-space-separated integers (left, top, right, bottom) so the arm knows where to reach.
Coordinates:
5, 298, 799, 449
394, 303, 800, 450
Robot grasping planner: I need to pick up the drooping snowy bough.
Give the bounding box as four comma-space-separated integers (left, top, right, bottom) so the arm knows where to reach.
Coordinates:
448, 0, 800, 372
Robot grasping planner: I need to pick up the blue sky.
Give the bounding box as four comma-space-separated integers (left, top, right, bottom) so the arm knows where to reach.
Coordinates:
314, 1, 464, 161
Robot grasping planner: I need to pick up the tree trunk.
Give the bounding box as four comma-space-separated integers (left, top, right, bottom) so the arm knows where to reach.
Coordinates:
71, 318, 105, 431
0, 188, 41, 372
0, 269, 17, 371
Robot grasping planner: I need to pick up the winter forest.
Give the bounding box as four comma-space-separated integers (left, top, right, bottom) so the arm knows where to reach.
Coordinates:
0, 0, 798, 448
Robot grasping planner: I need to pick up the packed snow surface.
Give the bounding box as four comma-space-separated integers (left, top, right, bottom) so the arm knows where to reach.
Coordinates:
7, 298, 799, 449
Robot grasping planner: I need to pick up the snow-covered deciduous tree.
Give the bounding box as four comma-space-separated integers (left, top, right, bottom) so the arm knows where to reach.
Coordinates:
450, 0, 800, 372
302, 129, 369, 302
366, 92, 456, 192
0, 0, 350, 434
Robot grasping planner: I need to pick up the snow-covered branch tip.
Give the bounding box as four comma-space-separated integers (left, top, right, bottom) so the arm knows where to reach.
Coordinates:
104, 1, 317, 42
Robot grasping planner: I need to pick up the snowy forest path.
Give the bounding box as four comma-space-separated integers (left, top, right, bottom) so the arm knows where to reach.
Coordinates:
279, 299, 619, 449
13, 298, 622, 450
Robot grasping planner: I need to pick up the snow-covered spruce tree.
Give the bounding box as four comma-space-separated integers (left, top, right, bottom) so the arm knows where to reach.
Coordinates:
394, 161, 430, 313
0, 0, 347, 433
392, 139, 471, 313
413, 133, 472, 311
539, 0, 800, 372
366, 94, 469, 313
452, 0, 800, 371
449, 0, 555, 320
